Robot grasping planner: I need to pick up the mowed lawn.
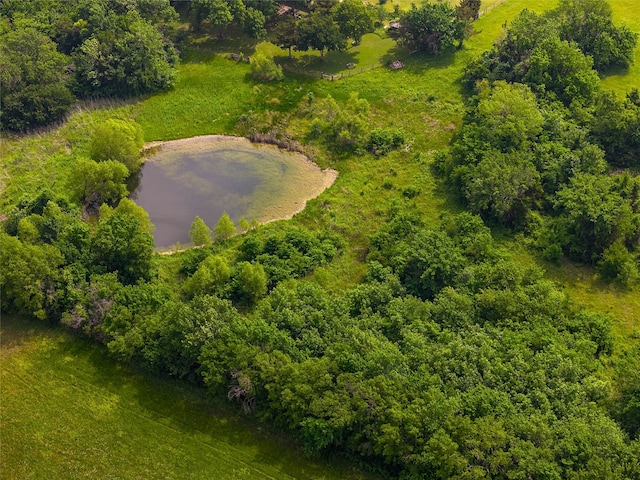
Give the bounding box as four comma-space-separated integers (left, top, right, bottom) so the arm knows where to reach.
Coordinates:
0, 317, 378, 480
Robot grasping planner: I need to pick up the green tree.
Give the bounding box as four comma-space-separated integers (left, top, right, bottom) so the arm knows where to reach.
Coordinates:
0, 27, 73, 131
398, 2, 466, 54
238, 216, 251, 233
295, 11, 346, 59
68, 159, 129, 208
189, 215, 212, 246
553, 0, 638, 72
243, 7, 266, 39
590, 90, 640, 168
90, 206, 155, 284
208, 0, 233, 38
183, 255, 230, 297
90, 118, 144, 173
522, 35, 599, 105
214, 212, 236, 242
474, 81, 545, 151
274, 15, 297, 58
250, 52, 283, 82
74, 16, 177, 97
554, 173, 636, 263
309, 93, 370, 152
456, 0, 481, 21
235, 262, 267, 305
464, 151, 541, 225
0, 233, 63, 319
332, 0, 375, 45
598, 241, 639, 286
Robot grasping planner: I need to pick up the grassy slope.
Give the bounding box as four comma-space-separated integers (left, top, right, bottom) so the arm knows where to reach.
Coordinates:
0, 316, 378, 480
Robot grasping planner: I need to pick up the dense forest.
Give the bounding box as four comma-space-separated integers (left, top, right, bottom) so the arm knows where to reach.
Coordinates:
2, 0, 640, 478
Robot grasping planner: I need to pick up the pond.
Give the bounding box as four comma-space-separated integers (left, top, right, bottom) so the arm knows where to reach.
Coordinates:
131, 136, 336, 249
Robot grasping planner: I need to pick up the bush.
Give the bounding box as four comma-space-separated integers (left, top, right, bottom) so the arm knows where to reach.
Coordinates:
90, 119, 144, 174
366, 128, 405, 156
598, 241, 639, 287
250, 53, 283, 82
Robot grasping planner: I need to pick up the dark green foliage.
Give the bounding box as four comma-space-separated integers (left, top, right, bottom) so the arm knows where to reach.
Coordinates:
366, 128, 405, 156
0, 0, 178, 129
553, 173, 636, 263
398, 2, 466, 54
553, 0, 638, 72
614, 345, 640, 439
590, 90, 640, 168
456, 0, 481, 21
295, 11, 346, 58
393, 228, 466, 300
73, 16, 178, 97
274, 15, 297, 58
462, 10, 600, 106
0, 232, 63, 319
332, 0, 375, 45
448, 52, 639, 275
243, 7, 266, 39
240, 226, 342, 290
89, 206, 155, 284
0, 27, 73, 131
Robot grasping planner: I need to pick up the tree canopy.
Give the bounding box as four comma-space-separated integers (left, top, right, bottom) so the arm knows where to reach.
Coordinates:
398, 2, 466, 54
0, 27, 73, 131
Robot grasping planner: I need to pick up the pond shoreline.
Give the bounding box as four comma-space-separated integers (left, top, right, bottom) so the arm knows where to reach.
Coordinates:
139, 135, 338, 253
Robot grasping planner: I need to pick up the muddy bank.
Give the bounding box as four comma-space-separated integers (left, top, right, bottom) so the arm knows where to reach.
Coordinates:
136, 135, 337, 250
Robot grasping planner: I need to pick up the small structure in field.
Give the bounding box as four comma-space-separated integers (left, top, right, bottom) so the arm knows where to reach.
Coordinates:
389, 60, 404, 70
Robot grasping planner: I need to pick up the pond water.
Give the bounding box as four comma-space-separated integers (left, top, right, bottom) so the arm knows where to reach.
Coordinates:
131, 136, 336, 249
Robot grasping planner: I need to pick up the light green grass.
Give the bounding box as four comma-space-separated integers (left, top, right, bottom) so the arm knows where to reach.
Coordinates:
0, 316, 379, 480
134, 56, 256, 141
268, 33, 401, 76
600, 0, 640, 94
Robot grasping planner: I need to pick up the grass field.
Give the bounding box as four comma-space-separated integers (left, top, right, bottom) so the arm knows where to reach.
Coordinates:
0, 316, 379, 480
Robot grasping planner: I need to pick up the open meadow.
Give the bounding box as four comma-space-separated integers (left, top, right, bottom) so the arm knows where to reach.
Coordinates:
0, 316, 378, 480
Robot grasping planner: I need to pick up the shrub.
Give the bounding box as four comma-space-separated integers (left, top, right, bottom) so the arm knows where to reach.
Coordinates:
250, 53, 283, 82
598, 241, 639, 287
367, 128, 405, 156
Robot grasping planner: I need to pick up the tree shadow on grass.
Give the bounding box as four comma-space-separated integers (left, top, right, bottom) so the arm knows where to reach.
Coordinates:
276, 50, 359, 76
8, 314, 385, 478
181, 29, 258, 63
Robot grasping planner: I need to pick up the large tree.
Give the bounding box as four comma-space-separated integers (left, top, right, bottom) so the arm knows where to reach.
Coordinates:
295, 11, 346, 59
274, 15, 297, 58
74, 16, 178, 96
0, 27, 73, 131
332, 0, 375, 45
90, 204, 155, 284
90, 119, 144, 173
398, 2, 466, 54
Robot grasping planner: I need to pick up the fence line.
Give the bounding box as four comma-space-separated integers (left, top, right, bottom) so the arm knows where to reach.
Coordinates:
280, 48, 418, 82
478, 0, 507, 18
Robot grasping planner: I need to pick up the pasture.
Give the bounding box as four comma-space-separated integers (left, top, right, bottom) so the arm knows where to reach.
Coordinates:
0, 316, 378, 480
